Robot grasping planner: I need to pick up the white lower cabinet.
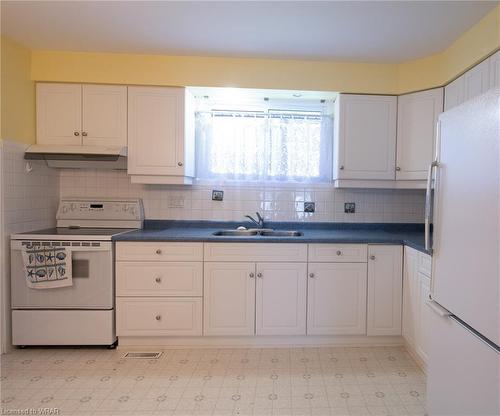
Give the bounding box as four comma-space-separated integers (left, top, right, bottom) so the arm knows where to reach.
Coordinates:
307, 262, 367, 335
116, 242, 407, 343
115, 242, 203, 337
367, 245, 403, 336
255, 262, 307, 336
402, 246, 432, 368
415, 272, 431, 363
203, 262, 256, 336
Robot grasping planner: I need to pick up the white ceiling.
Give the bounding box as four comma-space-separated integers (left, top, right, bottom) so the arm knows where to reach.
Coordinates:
1, 1, 497, 63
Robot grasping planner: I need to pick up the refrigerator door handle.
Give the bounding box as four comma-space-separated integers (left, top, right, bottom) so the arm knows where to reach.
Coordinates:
426, 299, 451, 317
449, 315, 500, 354
425, 160, 439, 253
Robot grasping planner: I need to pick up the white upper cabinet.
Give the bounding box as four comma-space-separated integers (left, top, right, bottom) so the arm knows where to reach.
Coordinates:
444, 77, 465, 111
367, 245, 403, 336
82, 85, 127, 147
396, 88, 443, 180
445, 53, 497, 111
37, 83, 82, 146
334, 94, 397, 181
37, 83, 127, 147
255, 262, 307, 336
489, 50, 500, 88
127, 86, 195, 184
463, 58, 490, 102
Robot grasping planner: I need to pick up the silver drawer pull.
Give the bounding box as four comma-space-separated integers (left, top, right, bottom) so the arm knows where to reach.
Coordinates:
370, 255, 376, 260
155, 277, 162, 283
309, 273, 315, 278
257, 273, 263, 278
155, 249, 162, 255
249, 273, 255, 278
336, 250, 342, 256
155, 315, 162, 321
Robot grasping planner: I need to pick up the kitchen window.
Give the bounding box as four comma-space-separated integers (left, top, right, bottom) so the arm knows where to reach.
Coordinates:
195, 97, 333, 183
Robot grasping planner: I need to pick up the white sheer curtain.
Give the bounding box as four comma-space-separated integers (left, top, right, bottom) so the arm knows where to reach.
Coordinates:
195, 111, 333, 182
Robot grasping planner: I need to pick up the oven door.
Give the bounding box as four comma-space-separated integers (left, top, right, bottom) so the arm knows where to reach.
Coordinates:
11, 240, 113, 309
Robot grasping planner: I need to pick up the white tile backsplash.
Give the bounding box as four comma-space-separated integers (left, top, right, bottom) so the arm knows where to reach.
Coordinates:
59, 169, 425, 223
0, 139, 59, 352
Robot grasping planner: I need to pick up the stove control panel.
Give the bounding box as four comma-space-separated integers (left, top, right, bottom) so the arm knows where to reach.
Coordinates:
56, 199, 144, 228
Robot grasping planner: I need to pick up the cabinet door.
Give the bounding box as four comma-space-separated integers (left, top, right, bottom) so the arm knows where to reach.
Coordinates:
36, 83, 82, 145
82, 85, 127, 147
256, 262, 307, 335
402, 246, 418, 346
203, 262, 255, 336
335, 94, 397, 180
489, 50, 500, 89
128, 86, 185, 176
367, 245, 403, 336
444, 76, 465, 111
396, 88, 443, 180
463, 58, 490, 102
415, 272, 431, 363
307, 262, 367, 335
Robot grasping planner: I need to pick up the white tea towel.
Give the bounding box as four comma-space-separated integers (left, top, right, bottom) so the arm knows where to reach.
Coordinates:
22, 244, 73, 289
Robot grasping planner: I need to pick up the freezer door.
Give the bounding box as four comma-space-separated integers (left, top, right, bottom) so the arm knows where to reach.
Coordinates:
427, 301, 500, 416
432, 88, 499, 345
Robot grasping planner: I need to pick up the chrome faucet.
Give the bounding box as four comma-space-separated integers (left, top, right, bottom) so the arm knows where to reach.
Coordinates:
244, 212, 265, 229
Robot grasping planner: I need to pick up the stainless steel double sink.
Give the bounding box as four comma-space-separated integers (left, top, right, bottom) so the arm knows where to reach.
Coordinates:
213, 229, 303, 237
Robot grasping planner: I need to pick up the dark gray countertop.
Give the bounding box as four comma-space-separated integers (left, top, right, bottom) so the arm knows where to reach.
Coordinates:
113, 221, 429, 255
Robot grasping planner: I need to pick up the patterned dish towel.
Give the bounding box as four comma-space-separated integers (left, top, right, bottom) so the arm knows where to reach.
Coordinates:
22, 245, 73, 289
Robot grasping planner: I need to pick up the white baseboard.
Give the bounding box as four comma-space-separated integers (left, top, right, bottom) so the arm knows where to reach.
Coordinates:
117, 335, 404, 349
403, 338, 427, 373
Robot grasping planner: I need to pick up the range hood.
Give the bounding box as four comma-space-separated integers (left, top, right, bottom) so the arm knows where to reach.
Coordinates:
24, 145, 127, 169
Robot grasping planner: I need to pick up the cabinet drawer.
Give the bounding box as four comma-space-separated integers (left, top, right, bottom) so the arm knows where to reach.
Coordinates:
116, 262, 202, 297
116, 297, 202, 336
308, 244, 367, 262
417, 252, 432, 277
204, 243, 307, 262
116, 242, 203, 262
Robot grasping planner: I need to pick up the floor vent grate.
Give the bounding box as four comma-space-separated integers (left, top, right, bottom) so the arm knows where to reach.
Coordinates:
122, 351, 163, 359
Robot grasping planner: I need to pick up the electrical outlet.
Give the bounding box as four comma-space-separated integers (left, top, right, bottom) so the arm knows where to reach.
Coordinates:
344, 202, 356, 213
304, 202, 315, 213
212, 190, 224, 201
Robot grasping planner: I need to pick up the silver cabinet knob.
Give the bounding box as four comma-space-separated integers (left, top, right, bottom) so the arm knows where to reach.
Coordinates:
155, 277, 162, 283
336, 250, 342, 256
309, 273, 315, 278
395, 167, 401, 171
155, 315, 162, 321
74, 131, 80, 136
155, 249, 162, 255
249, 272, 255, 278
177, 162, 183, 166
82, 132, 88, 137
257, 273, 263, 278
370, 255, 376, 260
339, 165, 344, 170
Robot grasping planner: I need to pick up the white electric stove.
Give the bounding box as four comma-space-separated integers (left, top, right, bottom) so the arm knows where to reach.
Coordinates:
10, 198, 144, 347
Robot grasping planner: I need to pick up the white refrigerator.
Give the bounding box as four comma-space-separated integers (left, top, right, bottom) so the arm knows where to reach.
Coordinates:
426, 88, 500, 415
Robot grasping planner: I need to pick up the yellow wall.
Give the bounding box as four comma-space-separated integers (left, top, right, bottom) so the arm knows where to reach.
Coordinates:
1, 36, 36, 144
397, 5, 500, 92
30, 5, 499, 96
30, 51, 399, 94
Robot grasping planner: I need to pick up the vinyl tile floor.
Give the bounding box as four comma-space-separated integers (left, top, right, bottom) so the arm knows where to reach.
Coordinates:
0, 345, 426, 416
